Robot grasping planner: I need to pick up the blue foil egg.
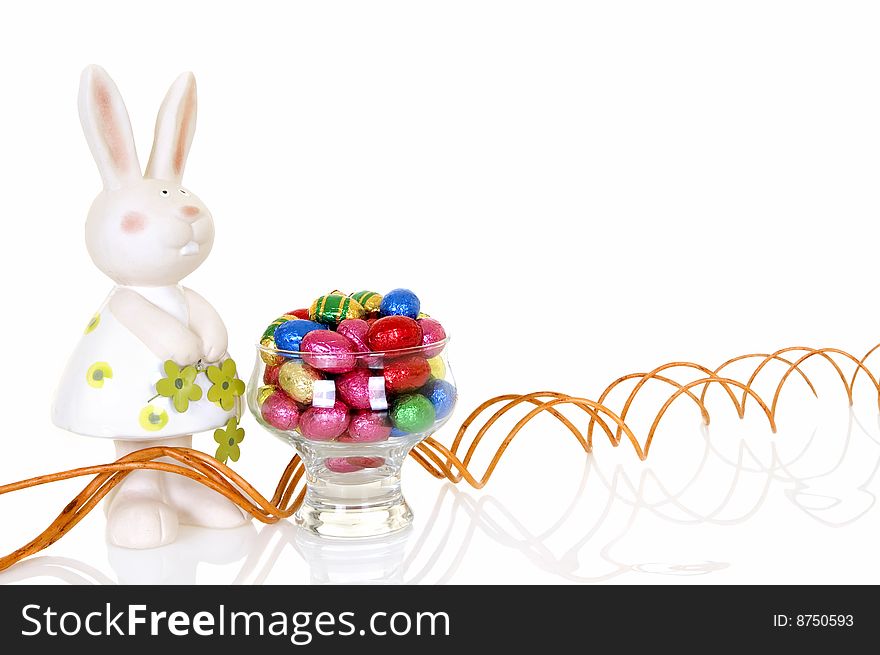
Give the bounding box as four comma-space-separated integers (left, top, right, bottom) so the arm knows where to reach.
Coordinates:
273, 320, 328, 355
380, 288, 421, 319
390, 427, 409, 437
424, 378, 457, 421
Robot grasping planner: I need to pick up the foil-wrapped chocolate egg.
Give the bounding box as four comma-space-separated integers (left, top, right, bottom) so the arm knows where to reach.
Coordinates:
418, 317, 447, 357
350, 290, 383, 314
263, 363, 281, 386
259, 337, 284, 366
309, 293, 365, 325
336, 368, 373, 409
384, 356, 431, 393
337, 318, 371, 352
256, 384, 277, 407
301, 331, 357, 374
278, 360, 323, 404
290, 308, 310, 320
261, 391, 301, 431
346, 456, 384, 468
325, 457, 364, 473
427, 356, 446, 380
379, 288, 421, 319
347, 410, 392, 442
274, 319, 328, 354
299, 401, 350, 441
390, 394, 436, 434
424, 378, 457, 421
262, 314, 299, 341
367, 316, 423, 351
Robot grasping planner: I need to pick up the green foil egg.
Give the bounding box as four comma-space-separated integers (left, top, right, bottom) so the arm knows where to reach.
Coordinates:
390, 393, 436, 434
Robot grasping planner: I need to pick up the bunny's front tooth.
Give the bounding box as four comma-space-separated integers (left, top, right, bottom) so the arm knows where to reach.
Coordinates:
180, 240, 200, 256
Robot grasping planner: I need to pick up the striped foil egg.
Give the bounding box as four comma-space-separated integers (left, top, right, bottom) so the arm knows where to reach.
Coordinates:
309, 294, 365, 325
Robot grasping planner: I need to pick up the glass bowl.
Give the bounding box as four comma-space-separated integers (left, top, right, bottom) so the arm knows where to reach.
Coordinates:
247, 338, 456, 537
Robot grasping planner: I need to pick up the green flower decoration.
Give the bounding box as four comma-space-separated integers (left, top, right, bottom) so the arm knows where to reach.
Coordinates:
214, 417, 245, 464
206, 359, 246, 411
155, 360, 202, 413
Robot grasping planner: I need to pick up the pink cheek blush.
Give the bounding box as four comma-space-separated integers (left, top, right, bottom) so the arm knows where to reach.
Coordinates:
121, 212, 146, 234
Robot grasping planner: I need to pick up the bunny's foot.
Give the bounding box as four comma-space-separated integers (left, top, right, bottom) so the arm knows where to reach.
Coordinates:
106, 497, 179, 549
161, 435, 250, 529
107, 438, 181, 549
164, 475, 250, 528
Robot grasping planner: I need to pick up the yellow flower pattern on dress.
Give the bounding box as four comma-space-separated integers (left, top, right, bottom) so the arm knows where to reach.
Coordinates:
84, 312, 101, 335
86, 362, 113, 388
139, 405, 169, 431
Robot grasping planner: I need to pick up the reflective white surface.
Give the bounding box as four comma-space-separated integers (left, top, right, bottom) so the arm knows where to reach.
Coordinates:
3, 390, 879, 584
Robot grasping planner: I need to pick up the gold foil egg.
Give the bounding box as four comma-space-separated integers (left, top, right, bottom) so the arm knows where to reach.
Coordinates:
427, 356, 446, 380
260, 337, 284, 366
257, 385, 277, 407
278, 360, 324, 404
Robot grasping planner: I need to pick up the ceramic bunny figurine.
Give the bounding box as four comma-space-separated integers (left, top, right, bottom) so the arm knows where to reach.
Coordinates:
52, 65, 248, 549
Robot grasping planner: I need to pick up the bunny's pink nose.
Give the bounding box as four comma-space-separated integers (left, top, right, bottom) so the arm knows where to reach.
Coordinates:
179, 205, 201, 222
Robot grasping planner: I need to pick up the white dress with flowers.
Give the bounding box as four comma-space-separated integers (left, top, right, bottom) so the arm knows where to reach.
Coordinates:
52, 285, 242, 441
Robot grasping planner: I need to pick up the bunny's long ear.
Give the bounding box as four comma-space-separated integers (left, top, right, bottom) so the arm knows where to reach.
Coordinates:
78, 65, 141, 190
144, 72, 197, 182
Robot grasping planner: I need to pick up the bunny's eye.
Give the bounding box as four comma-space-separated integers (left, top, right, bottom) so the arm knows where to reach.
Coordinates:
160, 189, 169, 196
179, 189, 188, 196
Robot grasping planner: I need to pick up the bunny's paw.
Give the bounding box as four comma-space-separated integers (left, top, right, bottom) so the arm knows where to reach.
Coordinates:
106, 497, 179, 549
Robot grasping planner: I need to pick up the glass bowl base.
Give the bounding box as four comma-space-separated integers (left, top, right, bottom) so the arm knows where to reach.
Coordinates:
296, 484, 414, 538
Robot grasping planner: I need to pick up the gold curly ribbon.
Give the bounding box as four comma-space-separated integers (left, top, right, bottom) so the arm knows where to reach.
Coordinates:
2, 342, 879, 572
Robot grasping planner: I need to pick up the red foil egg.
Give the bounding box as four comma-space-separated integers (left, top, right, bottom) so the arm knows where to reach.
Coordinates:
260, 391, 300, 431
299, 401, 350, 441
336, 367, 373, 410
290, 308, 310, 320
300, 331, 357, 374
347, 410, 392, 442
418, 317, 447, 358
383, 356, 431, 393
263, 363, 281, 386
367, 316, 422, 352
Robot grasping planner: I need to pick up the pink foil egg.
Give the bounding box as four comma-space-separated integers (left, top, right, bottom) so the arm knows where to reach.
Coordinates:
338, 318, 382, 368
300, 331, 357, 374
325, 457, 364, 473
336, 368, 373, 410
346, 456, 385, 468
299, 401, 350, 440
260, 391, 301, 431
418, 317, 447, 358
347, 411, 392, 442
337, 318, 371, 352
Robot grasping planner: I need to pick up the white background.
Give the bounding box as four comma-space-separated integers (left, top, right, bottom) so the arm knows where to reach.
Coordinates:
1, 0, 879, 584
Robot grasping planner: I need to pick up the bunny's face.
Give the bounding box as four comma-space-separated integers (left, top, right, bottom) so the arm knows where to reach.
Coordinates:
79, 66, 213, 286
85, 179, 214, 285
